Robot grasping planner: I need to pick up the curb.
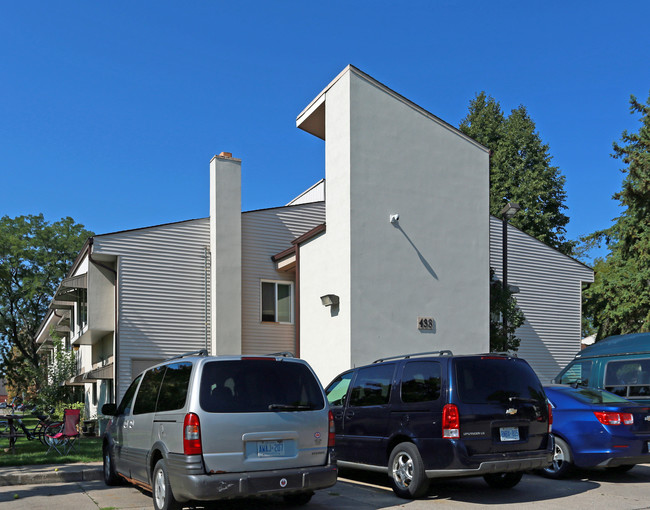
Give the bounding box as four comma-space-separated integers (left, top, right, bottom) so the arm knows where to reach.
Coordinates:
0, 466, 103, 486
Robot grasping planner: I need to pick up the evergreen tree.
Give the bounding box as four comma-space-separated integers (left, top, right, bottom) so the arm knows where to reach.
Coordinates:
583, 93, 650, 338
460, 93, 574, 255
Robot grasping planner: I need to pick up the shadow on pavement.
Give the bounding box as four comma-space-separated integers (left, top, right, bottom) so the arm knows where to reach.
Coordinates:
338, 467, 599, 505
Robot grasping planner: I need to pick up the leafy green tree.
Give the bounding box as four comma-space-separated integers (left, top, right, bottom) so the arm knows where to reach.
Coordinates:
582, 93, 650, 338
489, 268, 526, 352
0, 214, 92, 391
460, 92, 574, 255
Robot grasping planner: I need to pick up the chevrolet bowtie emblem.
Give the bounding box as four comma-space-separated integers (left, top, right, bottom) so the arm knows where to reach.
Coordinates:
506, 408, 518, 415
645, 416, 650, 422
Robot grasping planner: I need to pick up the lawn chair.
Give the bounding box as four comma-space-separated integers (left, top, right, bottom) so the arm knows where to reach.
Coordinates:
46, 409, 80, 455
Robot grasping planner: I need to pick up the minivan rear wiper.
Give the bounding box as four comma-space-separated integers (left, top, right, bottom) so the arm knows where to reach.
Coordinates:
268, 404, 313, 411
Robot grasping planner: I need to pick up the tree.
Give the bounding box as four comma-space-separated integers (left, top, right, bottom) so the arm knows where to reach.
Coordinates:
489, 268, 526, 352
460, 92, 573, 350
460, 92, 574, 255
0, 214, 92, 392
582, 93, 650, 338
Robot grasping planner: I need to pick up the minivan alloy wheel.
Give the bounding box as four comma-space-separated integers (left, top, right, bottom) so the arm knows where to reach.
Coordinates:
388, 442, 429, 498
153, 459, 181, 510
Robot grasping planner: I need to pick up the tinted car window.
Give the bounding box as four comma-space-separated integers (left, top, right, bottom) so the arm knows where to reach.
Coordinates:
199, 360, 324, 413
349, 364, 394, 407
557, 360, 593, 385
604, 359, 650, 398
401, 361, 441, 403
456, 358, 544, 404
326, 372, 353, 406
157, 362, 192, 412
117, 374, 142, 415
133, 366, 165, 415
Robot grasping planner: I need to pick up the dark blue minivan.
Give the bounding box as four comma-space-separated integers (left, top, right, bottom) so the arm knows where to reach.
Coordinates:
325, 351, 553, 498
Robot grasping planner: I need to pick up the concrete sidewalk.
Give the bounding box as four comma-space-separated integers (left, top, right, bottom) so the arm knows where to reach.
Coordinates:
0, 462, 103, 486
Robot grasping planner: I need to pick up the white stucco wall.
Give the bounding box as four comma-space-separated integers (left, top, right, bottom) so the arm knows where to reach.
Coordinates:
299, 66, 490, 385
298, 72, 353, 385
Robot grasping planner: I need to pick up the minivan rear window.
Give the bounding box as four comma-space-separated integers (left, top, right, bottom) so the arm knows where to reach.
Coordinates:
199, 360, 325, 413
455, 358, 544, 404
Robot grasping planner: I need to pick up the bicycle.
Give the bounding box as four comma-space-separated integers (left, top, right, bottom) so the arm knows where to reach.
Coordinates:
2, 403, 63, 447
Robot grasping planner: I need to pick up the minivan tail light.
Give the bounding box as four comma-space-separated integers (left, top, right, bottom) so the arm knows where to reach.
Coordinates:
183, 412, 202, 455
328, 410, 335, 447
442, 404, 460, 439
548, 403, 553, 433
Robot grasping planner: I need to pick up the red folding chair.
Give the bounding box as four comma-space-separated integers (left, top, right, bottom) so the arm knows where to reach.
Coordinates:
46, 409, 80, 455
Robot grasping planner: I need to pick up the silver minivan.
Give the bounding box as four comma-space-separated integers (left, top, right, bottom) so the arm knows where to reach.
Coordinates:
101, 350, 337, 510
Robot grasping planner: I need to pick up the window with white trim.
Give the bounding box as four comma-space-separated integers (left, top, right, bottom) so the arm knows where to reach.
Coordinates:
261, 281, 293, 323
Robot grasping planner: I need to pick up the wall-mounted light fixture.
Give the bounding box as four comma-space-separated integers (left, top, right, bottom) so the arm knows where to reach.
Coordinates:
390, 213, 399, 224
320, 294, 339, 307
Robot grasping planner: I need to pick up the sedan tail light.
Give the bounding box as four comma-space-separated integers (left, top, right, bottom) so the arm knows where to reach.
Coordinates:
593, 411, 634, 426
183, 412, 202, 455
442, 404, 460, 438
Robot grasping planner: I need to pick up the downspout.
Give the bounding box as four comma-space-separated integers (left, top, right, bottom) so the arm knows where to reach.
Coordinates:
295, 244, 300, 358
87, 237, 119, 401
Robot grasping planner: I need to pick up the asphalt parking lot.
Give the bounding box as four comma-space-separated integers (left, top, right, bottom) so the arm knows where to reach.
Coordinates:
1, 465, 649, 510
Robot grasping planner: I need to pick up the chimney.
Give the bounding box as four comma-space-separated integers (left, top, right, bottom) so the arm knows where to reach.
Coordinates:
210, 152, 242, 355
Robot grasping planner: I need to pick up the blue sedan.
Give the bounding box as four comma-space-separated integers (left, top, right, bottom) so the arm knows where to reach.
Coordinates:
542, 385, 650, 478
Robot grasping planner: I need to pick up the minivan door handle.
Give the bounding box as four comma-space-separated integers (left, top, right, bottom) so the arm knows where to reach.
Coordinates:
345, 410, 355, 419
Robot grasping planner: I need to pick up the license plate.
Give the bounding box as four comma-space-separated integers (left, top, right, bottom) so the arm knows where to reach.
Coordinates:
500, 427, 520, 442
257, 440, 285, 457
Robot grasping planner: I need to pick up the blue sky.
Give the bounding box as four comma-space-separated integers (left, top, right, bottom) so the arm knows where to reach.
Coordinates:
2, 1, 649, 262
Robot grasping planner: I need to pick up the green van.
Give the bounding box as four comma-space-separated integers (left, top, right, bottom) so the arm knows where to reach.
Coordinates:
554, 332, 650, 404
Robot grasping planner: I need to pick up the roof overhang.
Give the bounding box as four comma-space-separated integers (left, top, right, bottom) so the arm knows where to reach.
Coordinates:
271, 223, 326, 272
67, 363, 114, 385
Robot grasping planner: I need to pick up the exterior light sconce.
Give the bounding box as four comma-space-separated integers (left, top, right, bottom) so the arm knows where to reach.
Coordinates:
72, 344, 80, 351
390, 213, 399, 224
320, 294, 339, 307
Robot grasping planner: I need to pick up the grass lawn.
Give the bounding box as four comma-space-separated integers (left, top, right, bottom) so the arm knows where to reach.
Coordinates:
0, 416, 102, 467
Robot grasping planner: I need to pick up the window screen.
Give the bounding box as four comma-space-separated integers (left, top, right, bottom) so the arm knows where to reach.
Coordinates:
261, 281, 292, 323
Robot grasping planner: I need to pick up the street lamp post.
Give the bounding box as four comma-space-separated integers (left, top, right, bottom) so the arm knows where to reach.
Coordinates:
500, 202, 520, 340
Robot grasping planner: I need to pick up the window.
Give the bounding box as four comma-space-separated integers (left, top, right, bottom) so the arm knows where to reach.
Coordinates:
133, 366, 166, 415
199, 360, 324, 413
558, 360, 593, 386
604, 359, 650, 399
401, 361, 441, 403
456, 358, 545, 404
157, 362, 192, 412
326, 372, 353, 407
76, 288, 88, 331
117, 374, 142, 416
261, 281, 293, 323
349, 364, 395, 407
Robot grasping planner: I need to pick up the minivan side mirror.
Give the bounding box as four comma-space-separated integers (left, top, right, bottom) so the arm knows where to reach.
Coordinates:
102, 403, 117, 416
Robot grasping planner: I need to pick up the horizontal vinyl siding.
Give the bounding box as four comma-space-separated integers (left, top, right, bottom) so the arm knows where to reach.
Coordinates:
490, 217, 594, 383
93, 219, 210, 399
242, 202, 326, 355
